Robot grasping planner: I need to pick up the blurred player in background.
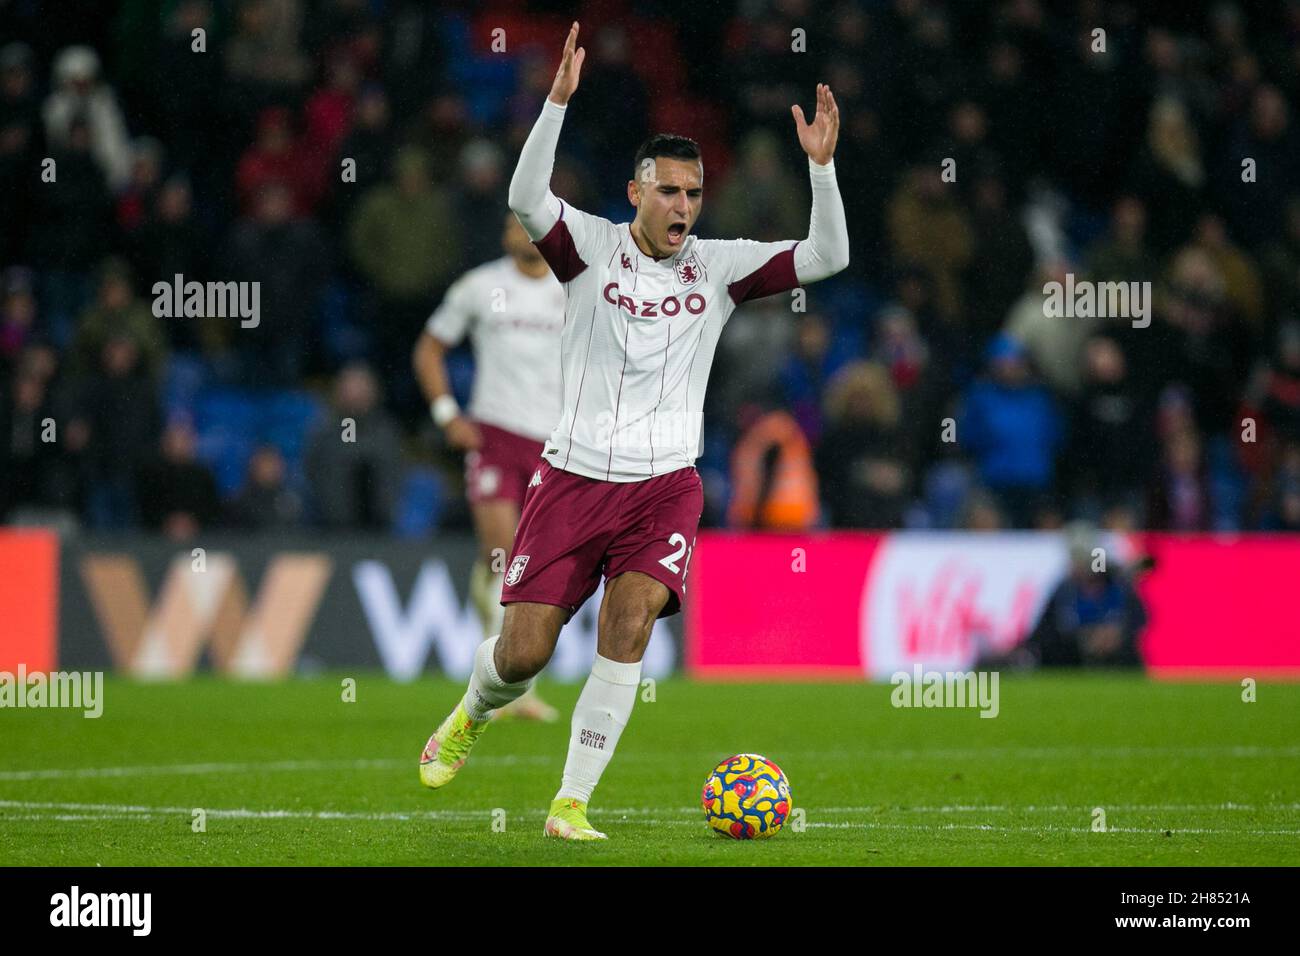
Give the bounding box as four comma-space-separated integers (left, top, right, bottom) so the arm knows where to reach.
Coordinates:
412, 212, 565, 722
419, 22, 849, 839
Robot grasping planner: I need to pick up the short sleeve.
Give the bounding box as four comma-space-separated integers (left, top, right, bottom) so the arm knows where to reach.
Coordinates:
716, 239, 802, 306
425, 272, 478, 345
532, 198, 615, 283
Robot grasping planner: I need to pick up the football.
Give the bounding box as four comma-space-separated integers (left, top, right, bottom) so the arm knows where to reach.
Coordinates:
701, 753, 793, 839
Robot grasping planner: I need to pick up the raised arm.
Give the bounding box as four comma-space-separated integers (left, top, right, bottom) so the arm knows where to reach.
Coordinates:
507, 21, 585, 241
792, 84, 849, 283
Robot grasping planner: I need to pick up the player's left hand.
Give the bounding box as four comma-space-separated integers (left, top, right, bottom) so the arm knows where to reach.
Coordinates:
792, 83, 839, 165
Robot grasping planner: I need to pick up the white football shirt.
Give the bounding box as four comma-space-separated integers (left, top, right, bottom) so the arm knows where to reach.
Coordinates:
534, 204, 806, 480
425, 256, 565, 442
509, 98, 849, 482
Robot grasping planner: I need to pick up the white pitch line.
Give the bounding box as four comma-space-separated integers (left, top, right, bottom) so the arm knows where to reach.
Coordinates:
0, 814, 162, 822
0, 759, 402, 781
4, 744, 1296, 784
522, 817, 1300, 837
815, 803, 1300, 813
592, 819, 1300, 836
3, 800, 1298, 838
2, 798, 1296, 817
0, 800, 515, 822
798, 821, 1300, 836
0, 755, 552, 782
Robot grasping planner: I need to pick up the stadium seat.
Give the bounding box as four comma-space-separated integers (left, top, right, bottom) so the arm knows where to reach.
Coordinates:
393, 465, 446, 538
650, 96, 732, 178
161, 351, 210, 422
262, 391, 325, 494
444, 348, 476, 408
320, 281, 371, 367
449, 49, 517, 127
193, 388, 261, 497
923, 461, 975, 530
193, 388, 325, 499
1207, 434, 1248, 531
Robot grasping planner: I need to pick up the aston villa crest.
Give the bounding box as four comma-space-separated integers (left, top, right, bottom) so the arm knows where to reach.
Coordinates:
674, 253, 701, 285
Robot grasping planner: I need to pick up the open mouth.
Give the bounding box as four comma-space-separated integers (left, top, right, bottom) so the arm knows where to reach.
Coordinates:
667, 222, 686, 245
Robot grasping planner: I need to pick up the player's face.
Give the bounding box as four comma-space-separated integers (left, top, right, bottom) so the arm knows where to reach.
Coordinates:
628, 156, 702, 257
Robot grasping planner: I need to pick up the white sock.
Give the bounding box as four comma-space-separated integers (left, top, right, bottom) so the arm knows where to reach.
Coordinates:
464, 635, 531, 721
555, 654, 642, 805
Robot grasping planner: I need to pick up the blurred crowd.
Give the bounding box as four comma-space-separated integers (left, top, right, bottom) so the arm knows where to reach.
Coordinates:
2, 0, 1300, 539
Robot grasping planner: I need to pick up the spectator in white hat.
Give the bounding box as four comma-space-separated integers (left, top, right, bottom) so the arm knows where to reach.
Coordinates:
42, 45, 132, 190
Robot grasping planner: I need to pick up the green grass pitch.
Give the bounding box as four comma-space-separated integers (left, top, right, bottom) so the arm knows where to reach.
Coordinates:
1, 674, 1297, 865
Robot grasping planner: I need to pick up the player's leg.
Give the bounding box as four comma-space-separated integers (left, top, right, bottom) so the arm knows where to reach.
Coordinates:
463, 434, 521, 633
420, 444, 522, 788
468, 498, 559, 722
420, 460, 608, 790
544, 571, 668, 840
464, 427, 561, 721
543, 466, 703, 839
467, 499, 518, 632
419, 600, 566, 789
470, 496, 561, 726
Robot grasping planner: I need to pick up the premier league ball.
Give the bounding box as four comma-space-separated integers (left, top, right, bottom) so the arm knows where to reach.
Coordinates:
701, 753, 792, 839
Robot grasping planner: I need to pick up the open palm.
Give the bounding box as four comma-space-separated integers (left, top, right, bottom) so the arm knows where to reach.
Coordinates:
548, 21, 585, 106
792, 84, 840, 165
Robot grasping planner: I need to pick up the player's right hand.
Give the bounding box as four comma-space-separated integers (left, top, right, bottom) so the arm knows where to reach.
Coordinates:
445, 416, 482, 451
548, 21, 584, 106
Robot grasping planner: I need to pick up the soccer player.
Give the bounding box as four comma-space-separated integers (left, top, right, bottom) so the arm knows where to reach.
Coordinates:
419, 21, 848, 839
412, 212, 565, 721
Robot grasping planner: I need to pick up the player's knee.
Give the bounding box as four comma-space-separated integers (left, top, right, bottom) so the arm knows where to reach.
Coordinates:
602, 602, 657, 656
494, 635, 550, 683
496, 605, 564, 681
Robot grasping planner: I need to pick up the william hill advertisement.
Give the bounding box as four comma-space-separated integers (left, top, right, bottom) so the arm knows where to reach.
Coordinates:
41, 533, 680, 681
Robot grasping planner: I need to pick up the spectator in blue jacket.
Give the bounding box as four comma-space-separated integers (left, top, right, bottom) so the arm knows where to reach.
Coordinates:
778, 311, 854, 446
958, 333, 1064, 526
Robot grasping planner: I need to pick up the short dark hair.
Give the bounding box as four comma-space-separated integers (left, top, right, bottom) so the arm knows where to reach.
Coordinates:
632, 134, 702, 182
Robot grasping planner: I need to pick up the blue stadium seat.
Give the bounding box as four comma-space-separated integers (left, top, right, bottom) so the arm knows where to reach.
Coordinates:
923, 461, 975, 530
263, 391, 325, 494
193, 388, 326, 499
456, 56, 517, 126
161, 351, 210, 422
823, 276, 879, 350
438, 13, 473, 72
393, 466, 446, 538
1207, 434, 1247, 531
321, 280, 371, 366
193, 388, 260, 497
444, 347, 476, 408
